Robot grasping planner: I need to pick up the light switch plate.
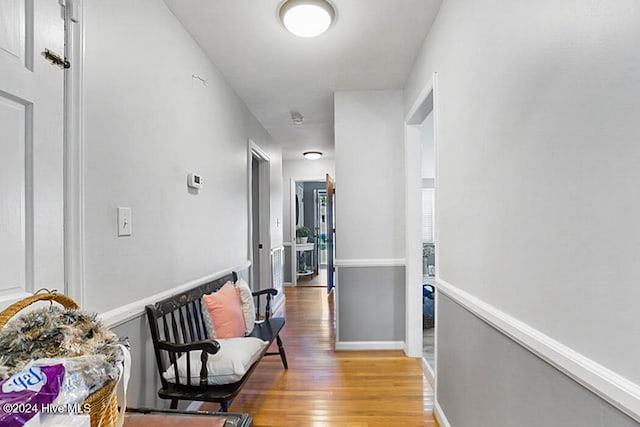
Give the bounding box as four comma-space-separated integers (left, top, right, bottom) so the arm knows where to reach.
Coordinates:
117, 207, 132, 236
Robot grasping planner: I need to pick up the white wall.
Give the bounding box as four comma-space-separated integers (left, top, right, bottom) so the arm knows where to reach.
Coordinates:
334, 91, 405, 260
82, 0, 278, 313
404, 0, 640, 420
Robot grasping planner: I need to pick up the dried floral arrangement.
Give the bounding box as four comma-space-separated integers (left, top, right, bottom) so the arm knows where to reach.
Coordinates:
0, 305, 126, 393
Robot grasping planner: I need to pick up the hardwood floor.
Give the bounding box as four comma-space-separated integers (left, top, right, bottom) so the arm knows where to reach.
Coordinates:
202, 287, 437, 426
296, 266, 327, 287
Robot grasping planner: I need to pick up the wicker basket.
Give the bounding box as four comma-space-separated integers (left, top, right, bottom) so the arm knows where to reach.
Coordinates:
0, 291, 120, 427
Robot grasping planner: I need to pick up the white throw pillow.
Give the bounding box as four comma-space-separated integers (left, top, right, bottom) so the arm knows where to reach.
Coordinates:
235, 278, 256, 335
163, 337, 268, 385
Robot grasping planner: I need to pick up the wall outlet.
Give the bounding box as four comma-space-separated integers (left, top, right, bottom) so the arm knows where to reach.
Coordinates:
117, 207, 132, 236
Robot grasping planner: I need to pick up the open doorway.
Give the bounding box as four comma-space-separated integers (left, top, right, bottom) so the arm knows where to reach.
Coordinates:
251, 156, 262, 290
405, 74, 438, 382
420, 111, 436, 372
288, 175, 335, 291
248, 141, 271, 294
292, 180, 327, 287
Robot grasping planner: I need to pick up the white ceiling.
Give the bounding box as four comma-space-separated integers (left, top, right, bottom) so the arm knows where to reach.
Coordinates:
163, 0, 442, 160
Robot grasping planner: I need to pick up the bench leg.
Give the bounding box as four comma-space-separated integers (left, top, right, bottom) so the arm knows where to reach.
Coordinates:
220, 400, 229, 412
170, 399, 178, 410
276, 335, 288, 369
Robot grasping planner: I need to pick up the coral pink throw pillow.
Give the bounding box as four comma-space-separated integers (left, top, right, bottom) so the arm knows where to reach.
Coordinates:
202, 281, 246, 339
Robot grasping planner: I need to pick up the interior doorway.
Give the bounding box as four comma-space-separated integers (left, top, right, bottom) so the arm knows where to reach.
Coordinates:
251, 156, 261, 290
291, 179, 327, 288
249, 141, 271, 293
405, 74, 438, 383
420, 112, 436, 372
288, 176, 335, 291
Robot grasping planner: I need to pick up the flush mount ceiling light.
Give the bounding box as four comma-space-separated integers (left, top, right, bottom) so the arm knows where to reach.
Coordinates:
279, 0, 336, 38
303, 151, 323, 160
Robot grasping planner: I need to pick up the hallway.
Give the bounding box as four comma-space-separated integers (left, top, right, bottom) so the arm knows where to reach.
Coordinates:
203, 287, 436, 426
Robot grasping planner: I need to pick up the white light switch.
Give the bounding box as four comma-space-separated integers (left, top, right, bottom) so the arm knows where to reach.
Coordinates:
117, 207, 132, 236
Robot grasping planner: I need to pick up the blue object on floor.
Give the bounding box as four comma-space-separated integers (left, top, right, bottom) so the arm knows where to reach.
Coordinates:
423, 285, 434, 319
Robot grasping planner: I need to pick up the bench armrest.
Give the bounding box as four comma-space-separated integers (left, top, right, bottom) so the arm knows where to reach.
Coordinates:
252, 288, 278, 297
157, 339, 220, 355
158, 339, 220, 387
252, 288, 278, 320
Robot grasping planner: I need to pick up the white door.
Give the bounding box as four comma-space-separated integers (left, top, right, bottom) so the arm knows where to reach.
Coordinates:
0, 1, 65, 307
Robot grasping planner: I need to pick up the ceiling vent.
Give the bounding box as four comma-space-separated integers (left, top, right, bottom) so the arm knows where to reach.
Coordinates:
291, 111, 304, 125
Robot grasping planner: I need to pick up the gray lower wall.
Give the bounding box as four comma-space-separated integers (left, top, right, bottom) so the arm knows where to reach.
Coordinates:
284, 246, 292, 283
437, 294, 639, 427
337, 266, 405, 342
112, 314, 173, 409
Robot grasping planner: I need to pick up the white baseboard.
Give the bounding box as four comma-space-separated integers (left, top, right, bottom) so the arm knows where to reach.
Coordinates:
421, 358, 435, 387
335, 341, 404, 351
434, 400, 451, 427
437, 277, 640, 423
100, 260, 251, 327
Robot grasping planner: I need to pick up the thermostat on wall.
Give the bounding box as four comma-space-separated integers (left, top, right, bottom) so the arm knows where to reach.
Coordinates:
188, 173, 203, 189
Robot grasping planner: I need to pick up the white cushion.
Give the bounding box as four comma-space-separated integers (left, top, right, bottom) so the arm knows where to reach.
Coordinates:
163, 337, 267, 385
235, 278, 256, 335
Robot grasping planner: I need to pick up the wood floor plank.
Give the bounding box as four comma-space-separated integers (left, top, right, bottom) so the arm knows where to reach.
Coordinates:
202, 287, 436, 426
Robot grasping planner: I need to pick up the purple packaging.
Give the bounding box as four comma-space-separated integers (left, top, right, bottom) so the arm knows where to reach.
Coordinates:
0, 364, 65, 427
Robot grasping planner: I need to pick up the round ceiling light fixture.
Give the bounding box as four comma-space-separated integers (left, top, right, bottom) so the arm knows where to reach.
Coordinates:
303, 151, 323, 160
279, 0, 335, 38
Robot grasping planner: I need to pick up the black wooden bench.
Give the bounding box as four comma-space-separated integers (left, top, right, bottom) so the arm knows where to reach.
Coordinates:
145, 271, 287, 412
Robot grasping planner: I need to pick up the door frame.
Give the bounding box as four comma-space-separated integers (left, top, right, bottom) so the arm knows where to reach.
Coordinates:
404, 72, 439, 366
64, 0, 86, 305
248, 140, 271, 292
325, 173, 335, 294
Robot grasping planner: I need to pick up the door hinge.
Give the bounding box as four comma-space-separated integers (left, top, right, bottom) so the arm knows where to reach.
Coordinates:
43, 49, 71, 69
